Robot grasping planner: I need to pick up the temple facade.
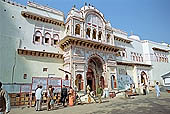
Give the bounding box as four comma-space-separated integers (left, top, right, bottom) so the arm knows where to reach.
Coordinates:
0, 0, 170, 94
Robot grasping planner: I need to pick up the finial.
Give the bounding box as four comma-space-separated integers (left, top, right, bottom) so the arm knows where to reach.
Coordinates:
73, 4, 76, 8
85, 2, 87, 6
89, 3, 91, 6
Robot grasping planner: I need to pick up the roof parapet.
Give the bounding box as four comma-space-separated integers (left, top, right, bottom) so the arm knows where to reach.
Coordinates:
27, 1, 64, 17
2, 0, 26, 9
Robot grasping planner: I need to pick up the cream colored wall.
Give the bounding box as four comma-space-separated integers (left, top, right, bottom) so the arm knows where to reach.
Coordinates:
0, 1, 64, 83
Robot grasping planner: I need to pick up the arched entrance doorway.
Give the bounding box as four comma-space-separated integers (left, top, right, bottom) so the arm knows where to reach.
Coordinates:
140, 71, 149, 94
86, 68, 95, 91
86, 55, 104, 92
141, 71, 148, 86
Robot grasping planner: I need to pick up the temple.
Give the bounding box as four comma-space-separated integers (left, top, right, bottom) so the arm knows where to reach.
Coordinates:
0, 0, 170, 95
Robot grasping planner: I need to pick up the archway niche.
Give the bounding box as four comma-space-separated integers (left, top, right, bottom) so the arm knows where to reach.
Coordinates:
75, 74, 83, 91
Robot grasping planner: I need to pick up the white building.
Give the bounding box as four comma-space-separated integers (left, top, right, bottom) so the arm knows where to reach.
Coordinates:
0, 0, 170, 94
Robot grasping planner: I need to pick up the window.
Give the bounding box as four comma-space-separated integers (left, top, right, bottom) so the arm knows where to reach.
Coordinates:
93, 29, 96, 39
118, 52, 121, 56
75, 24, 80, 35
86, 28, 91, 38
107, 34, 110, 43
98, 31, 102, 40
122, 52, 125, 57
43, 68, 48, 72
23, 74, 27, 79
34, 31, 42, 43
65, 74, 69, 80
53, 34, 59, 45
44, 33, 51, 45
133, 56, 135, 61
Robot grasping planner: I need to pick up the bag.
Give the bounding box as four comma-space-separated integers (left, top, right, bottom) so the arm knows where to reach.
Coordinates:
50, 99, 54, 105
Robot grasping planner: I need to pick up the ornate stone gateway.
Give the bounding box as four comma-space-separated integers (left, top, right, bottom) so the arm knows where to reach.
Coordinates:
87, 56, 104, 92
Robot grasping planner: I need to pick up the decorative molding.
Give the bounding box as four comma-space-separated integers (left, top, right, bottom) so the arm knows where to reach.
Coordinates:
21, 11, 65, 27
59, 35, 125, 53
17, 49, 63, 59
152, 47, 169, 53
114, 36, 132, 44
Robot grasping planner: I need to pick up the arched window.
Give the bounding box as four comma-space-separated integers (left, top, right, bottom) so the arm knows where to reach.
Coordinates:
44, 32, 51, 45
133, 56, 135, 61
122, 52, 125, 57
53, 34, 59, 45
65, 74, 69, 80
86, 28, 91, 38
107, 34, 110, 43
75, 24, 80, 35
93, 29, 96, 39
34, 31, 42, 43
75, 74, 83, 91
98, 31, 102, 41
118, 52, 121, 56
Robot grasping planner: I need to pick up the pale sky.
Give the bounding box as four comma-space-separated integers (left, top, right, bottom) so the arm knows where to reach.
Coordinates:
14, 0, 170, 43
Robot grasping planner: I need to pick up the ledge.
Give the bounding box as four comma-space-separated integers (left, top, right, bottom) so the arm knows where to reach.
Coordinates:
152, 47, 169, 52
117, 61, 152, 67
114, 36, 132, 44
59, 35, 125, 52
17, 49, 63, 59
21, 11, 65, 27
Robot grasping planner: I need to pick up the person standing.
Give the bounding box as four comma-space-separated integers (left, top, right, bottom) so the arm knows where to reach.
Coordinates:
68, 87, 74, 106
155, 82, 160, 98
97, 85, 103, 104
61, 85, 68, 107
47, 85, 52, 111
50, 88, 55, 110
86, 85, 91, 103
0, 81, 10, 114
35, 85, 43, 111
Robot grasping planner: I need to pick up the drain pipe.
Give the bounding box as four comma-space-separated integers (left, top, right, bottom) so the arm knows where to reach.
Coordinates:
11, 50, 17, 84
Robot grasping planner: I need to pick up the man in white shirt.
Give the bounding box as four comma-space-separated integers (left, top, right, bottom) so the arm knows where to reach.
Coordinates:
35, 85, 43, 111
155, 82, 160, 98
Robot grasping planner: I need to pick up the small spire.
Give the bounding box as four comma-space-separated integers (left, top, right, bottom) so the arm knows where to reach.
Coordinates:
89, 3, 91, 6
85, 2, 87, 6
73, 4, 76, 8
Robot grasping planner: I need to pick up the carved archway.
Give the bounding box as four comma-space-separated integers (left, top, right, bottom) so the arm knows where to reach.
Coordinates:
86, 55, 105, 92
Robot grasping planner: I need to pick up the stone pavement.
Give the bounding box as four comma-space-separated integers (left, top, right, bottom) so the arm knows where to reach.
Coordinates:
10, 91, 170, 114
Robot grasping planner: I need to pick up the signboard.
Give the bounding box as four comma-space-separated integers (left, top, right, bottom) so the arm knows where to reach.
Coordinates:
2, 84, 20, 93
53, 87, 61, 93
48, 78, 62, 87
20, 85, 31, 93
32, 77, 47, 91
62, 80, 70, 87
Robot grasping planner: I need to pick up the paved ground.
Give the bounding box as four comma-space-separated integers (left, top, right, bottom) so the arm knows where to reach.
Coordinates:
10, 91, 170, 114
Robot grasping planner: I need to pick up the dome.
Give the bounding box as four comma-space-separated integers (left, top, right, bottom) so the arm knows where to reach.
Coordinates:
129, 35, 140, 40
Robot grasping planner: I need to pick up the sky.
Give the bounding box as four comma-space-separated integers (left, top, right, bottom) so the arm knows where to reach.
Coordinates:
13, 0, 170, 44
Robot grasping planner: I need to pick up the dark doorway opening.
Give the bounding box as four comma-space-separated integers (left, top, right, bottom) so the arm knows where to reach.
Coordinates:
87, 79, 92, 91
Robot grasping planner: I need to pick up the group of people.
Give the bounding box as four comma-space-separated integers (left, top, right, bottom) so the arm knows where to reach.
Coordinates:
0, 80, 161, 113
86, 85, 103, 104
35, 84, 75, 111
